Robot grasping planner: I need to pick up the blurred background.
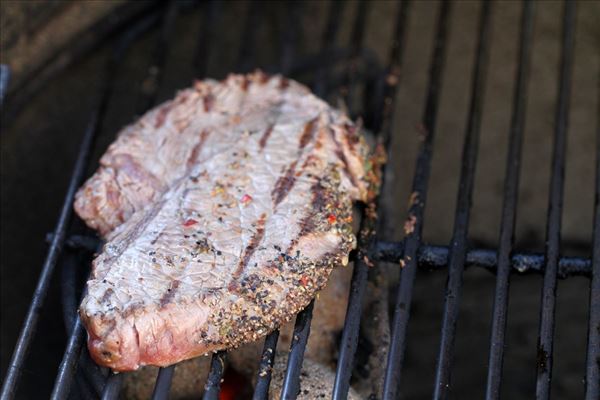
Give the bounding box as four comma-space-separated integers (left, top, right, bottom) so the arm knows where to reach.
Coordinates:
1, 0, 599, 398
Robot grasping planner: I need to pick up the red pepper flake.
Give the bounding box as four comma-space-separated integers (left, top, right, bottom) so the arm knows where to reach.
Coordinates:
241, 194, 253, 205
299, 276, 309, 286
327, 214, 337, 224
183, 219, 198, 227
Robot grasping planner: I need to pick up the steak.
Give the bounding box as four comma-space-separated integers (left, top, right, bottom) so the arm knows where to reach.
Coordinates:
76, 72, 373, 370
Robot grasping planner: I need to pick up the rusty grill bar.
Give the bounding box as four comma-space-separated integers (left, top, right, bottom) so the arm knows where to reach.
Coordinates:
1, 1, 598, 399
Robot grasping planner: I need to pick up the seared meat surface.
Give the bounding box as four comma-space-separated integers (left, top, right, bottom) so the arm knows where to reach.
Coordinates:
76, 73, 371, 370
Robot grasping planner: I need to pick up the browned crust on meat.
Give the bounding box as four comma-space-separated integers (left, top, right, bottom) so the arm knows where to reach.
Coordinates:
160, 280, 181, 308
233, 213, 267, 278
81, 169, 357, 371
271, 161, 297, 207
296, 180, 329, 239
279, 77, 289, 90
241, 75, 250, 91
155, 103, 173, 128
298, 117, 319, 150
258, 124, 274, 150
203, 93, 215, 112
195, 171, 356, 356
186, 130, 210, 167
328, 127, 360, 189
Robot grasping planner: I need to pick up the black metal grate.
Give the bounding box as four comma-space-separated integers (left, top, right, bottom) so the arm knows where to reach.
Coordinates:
1, 1, 598, 399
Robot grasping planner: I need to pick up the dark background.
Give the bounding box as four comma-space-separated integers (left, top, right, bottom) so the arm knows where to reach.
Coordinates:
1, 1, 599, 398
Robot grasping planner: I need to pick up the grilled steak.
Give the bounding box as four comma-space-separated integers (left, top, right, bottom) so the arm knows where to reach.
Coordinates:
75, 73, 368, 237
76, 72, 373, 370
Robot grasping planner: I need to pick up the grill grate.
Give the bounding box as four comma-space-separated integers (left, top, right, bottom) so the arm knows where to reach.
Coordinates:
383, 2, 451, 397
1, 1, 598, 399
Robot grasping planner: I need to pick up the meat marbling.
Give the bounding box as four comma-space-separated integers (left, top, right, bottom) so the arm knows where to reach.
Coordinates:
75, 72, 374, 370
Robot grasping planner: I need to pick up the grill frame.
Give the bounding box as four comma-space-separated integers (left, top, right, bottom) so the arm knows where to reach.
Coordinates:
1, 1, 598, 399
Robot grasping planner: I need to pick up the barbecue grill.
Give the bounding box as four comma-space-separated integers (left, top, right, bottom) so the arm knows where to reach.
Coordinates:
1, 0, 598, 399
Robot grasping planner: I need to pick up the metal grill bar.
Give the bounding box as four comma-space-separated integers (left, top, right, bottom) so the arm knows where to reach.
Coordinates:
147, 2, 221, 397
237, 1, 263, 73
383, 2, 450, 398
333, 1, 410, 398
101, 373, 123, 400
48, 52, 121, 399
0, 29, 122, 400
584, 66, 600, 400
201, 1, 268, 393
330, 10, 371, 394
54, 233, 595, 277
136, 0, 179, 114
432, 3, 492, 398
151, 366, 175, 400
332, 206, 371, 400
339, 0, 368, 110
535, 2, 575, 398
78, 350, 106, 396
50, 307, 87, 400
374, 242, 591, 278
485, 4, 533, 397
47, 2, 181, 398
253, 330, 280, 399
281, 300, 315, 399
60, 243, 84, 331
194, 0, 220, 78
279, 2, 301, 75
279, 2, 346, 397
203, 351, 227, 400
314, 1, 346, 97
0, 64, 10, 106
249, 5, 309, 397
371, 0, 410, 141
59, 241, 107, 400
248, 3, 307, 397
75, 366, 99, 400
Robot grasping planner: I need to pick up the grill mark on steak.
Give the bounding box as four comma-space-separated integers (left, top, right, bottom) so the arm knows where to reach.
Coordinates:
273, 116, 321, 206
328, 127, 359, 188
149, 229, 165, 245
298, 180, 328, 237
241, 76, 250, 91
100, 288, 114, 306
109, 176, 131, 226
233, 213, 267, 279
112, 154, 163, 192
300, 155, 317, 171
122, 302, 143, 318
259, 101, 284, 151
186, 130, 210, 167
285, 180, 330, 256
103, 199, 166, 265
160, 280, 180, 307
272, 161, 297, 207
257, 72, 270, 84
299, 117, 319, 150
279, 78, 289, 90
258, 124, 274, 151
106, 185, 121, 210
203, 94, 215, 112
344, 122, 360, 146
155, 103, 173, 128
